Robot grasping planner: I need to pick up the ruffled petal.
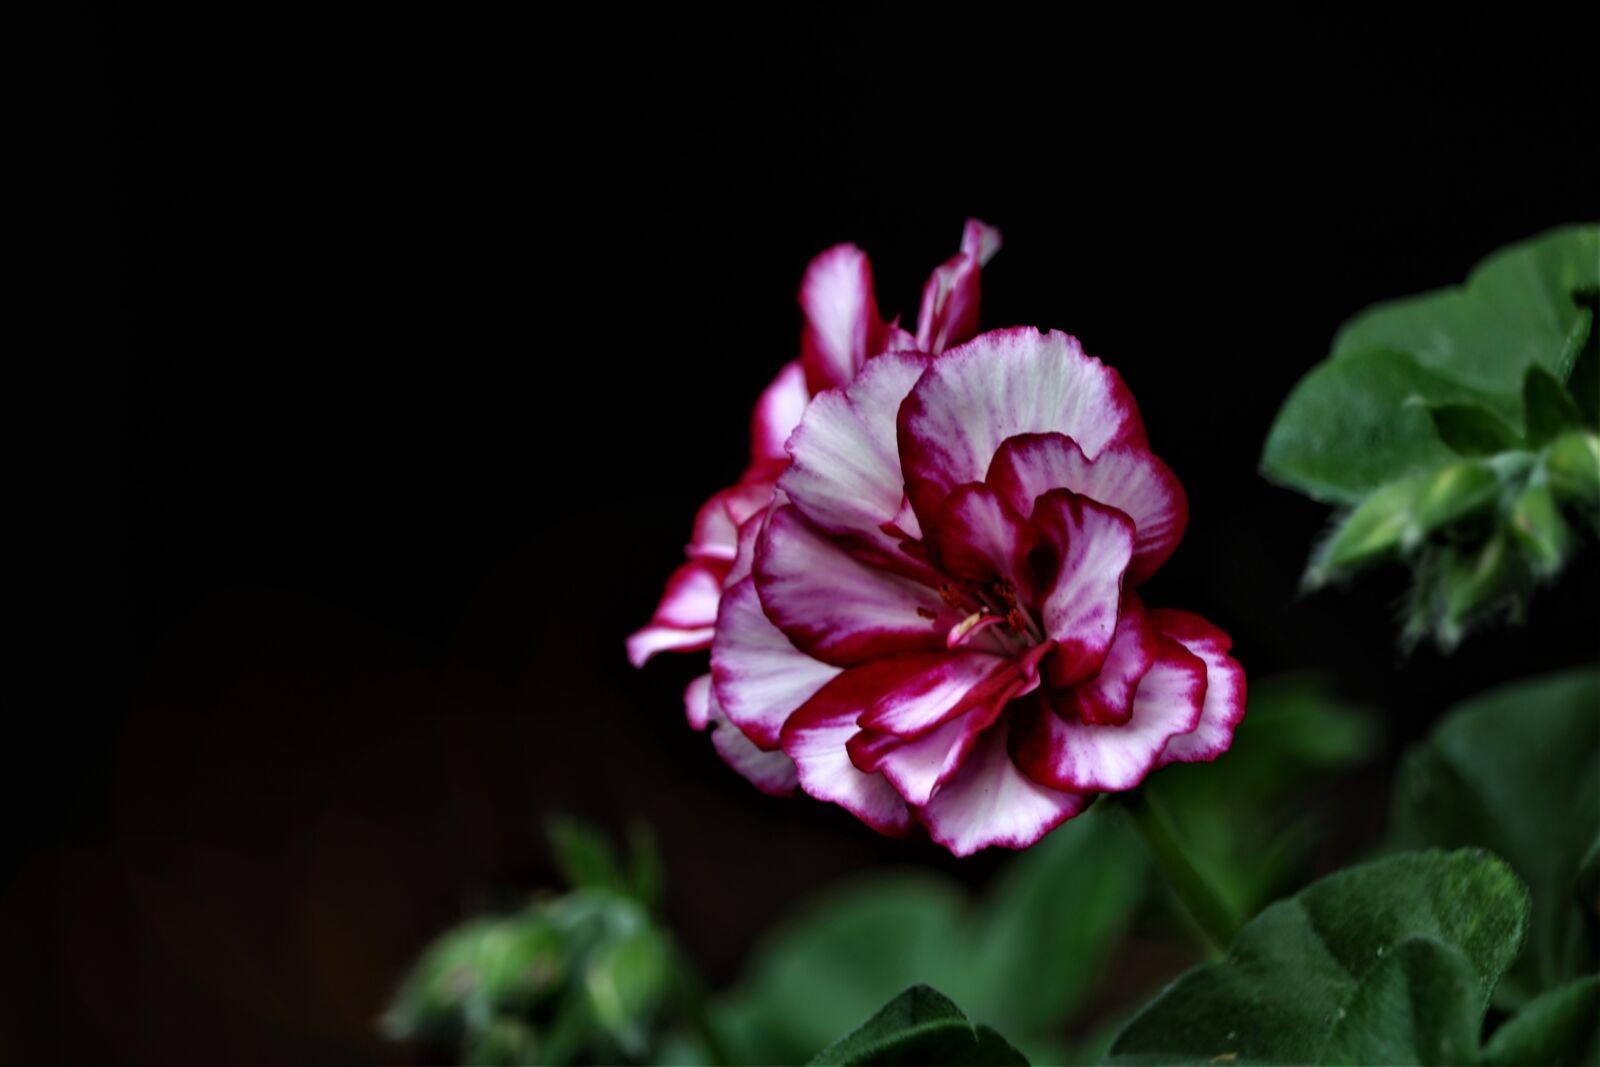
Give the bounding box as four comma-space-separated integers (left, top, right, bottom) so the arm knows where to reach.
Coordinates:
820, 650, 1012, 738
1065, 594, 1157, 726
710, 576, 842, 748
914, 218, 1003, 354
625, 623, 714, 668
748, 359, 810, 470
1011, 637, 1206, 792
930, 482, 1033, 594
1031, 490, 1136, 686
898, 327, 1147, 534
799, 243, 899, 393
779, 677, 915, 836
754, 504, 946, 666
916, 717, 1093, 856
1150, 609, 1247, 766
986, 432, 1186, 584
779, 351, 934, 570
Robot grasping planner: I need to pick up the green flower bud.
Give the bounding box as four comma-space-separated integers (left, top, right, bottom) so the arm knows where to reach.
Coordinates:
582, 926, 672, 1058
1413, 460, 1500, 537
1309, 477, 1422, 583
466, 1017, 539, 1067
477, 915, 569, 1014
1442, 533, 1514, 640
1545, 431, 1600, 512
1508, 482, 1571, 576
381, 918, 499, 1040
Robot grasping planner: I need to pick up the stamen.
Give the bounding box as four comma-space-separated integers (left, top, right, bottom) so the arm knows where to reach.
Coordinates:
947, 610, 1006, 648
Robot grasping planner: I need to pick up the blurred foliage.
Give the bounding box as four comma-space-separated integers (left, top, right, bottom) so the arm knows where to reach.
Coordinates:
1146, 673, 1379, 923
710, 673, 1377, 1066
1390, 667, 1600, 1009
806, 985, 1028, 1066
1262, 224, 1600, 650
1108, 849, 1531, 1065
381, 819, 687, 1066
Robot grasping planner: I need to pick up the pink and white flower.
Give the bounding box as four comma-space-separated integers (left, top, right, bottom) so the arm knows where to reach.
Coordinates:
711, 327, 1246, 855
628, 221, 1003, 793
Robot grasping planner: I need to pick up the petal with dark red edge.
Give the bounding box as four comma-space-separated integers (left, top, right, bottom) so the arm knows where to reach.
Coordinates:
683, 673, 713, 731
986, 432, 1186, 585
710, 576, 841, 748
707, 695, 799, 796
1031, 490, 1135, 686
914, 218, 1003, 354
898, 327, 1148, 533
917, 717, 1093, 857
626, 559, 725, 667
1012, 637, 1206, 792
780, 351, 932, 568
799, 243, 899, 394
1150, 609, 1247, 766
1066, 595, 1157, 726
689, 478, 778, 562
931, 483, 1032, 593
754, 504, 946, 666
780, 677, 914, 836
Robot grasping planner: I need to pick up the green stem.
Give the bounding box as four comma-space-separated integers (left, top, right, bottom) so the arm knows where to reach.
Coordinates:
1120, 789, 1240, 955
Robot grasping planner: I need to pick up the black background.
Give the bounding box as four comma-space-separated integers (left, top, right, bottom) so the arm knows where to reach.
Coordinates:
13, 12, 1598, 1063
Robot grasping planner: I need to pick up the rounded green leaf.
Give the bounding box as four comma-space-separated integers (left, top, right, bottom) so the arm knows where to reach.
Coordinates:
807, 986, 1029, 1067
1481, 976, 1600, 1066
1107, 849, 1530, 1065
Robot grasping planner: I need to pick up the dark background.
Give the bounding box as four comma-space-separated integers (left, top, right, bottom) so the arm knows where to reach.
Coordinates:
13, 12, 1598, 1063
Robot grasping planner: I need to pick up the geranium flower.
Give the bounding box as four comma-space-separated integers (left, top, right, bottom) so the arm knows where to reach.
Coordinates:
628, 221, 1003, 791
711, 328, 1245, 854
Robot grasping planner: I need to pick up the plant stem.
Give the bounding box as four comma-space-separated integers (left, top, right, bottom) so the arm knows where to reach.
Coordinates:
1120, 789, 1240, 955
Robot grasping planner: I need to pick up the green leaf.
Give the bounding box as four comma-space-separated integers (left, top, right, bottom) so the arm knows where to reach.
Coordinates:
1481, 976, 1600, 1066
1331, 224, 1599, 397
547, 816, 624, 893
1107, 849, 1530, 1065
1524, 365, 1585, 447
1264, 224, 1599, 503
1429, 403, 1523, 456
807, 986, 1028, 1066
1391, 668, 1600, 1006
1263, 347, 1490, 505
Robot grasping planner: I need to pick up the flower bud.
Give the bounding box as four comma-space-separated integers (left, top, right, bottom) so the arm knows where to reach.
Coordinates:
1442, 533, 1513, 641
582, 926, 672, 1058
1310, 477, 1421, 583
1412, 461, 1500, 537
1545, 431, 1600, 513
1508, 482, 1571, 576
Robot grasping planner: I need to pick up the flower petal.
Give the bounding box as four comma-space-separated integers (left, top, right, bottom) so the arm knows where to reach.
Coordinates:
626, 558, 727, 667
799, 243, 900, 394
931, 482, 1032, 594
707, 693, 799, 796
689, 478, 779, 562
986, 432, 1186, 585
754, 504, 946, 666
779, 351, 934, 571
916, 716, 1093, 856
748, 359, 810, 470
779, 677, 915, 836
1066, 594, 1157, 726
710, 576, 842, 748
684, 673, 713, 731
1032, 490, 1136, 686
914, 218, 1003, 354
1149, 609, 1247, 766
828, 649, 1013, 738
1011, 637, 1206, 792
898, 327, 1147, 535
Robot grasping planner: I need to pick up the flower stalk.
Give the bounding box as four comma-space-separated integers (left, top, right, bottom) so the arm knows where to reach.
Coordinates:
1120, 789, 1240, 955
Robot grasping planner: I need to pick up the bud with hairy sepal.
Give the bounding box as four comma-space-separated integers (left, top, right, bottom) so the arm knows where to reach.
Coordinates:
1308, 477, 1423, 585
1545, 431, 1600, 515
1413, 461, 1501, 538
1441, 533, 1515, 648
1509, 482, 1572, 576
